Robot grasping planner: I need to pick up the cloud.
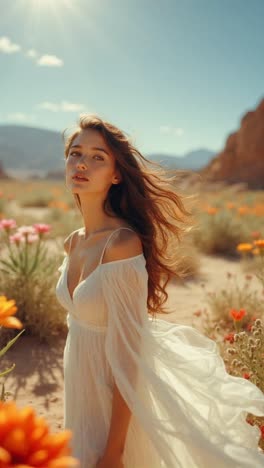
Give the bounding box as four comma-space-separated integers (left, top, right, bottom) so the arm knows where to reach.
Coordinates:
173, 127, 184, 136
38, 102, 60, 112
37, 54, 64, 67
61, 101, 85, 112
0, 36, 21, 54
26, 49, 38, 59
0, 36, 64, 67
159, 125, 184, 136
6, 113, 36, 123
38, 101, 85, 112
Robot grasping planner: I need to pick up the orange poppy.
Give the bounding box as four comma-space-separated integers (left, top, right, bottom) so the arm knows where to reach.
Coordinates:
230, 308, 246, 321
0, 401, 79, 467
236, 243, 253, 253
0, 296, 22, 329
253, 239, 264, 248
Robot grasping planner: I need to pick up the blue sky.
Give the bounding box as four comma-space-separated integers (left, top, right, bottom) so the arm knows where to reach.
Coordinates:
0, 0, 263, 157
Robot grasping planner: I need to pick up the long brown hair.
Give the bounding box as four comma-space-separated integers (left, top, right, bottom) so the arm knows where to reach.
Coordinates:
62, 113, 198, 317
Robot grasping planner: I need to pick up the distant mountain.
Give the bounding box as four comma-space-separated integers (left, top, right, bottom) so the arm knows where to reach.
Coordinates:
0, 124, 216, 178
149, 149, 215, 170
0, 125, 65, 176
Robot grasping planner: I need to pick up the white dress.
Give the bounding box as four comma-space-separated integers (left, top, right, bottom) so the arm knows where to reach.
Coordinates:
55, 227, 264, 468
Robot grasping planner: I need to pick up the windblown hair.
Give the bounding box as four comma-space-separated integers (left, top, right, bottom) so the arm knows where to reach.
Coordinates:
62, 114, 198, 317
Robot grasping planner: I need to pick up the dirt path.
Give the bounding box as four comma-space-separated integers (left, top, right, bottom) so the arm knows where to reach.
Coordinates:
1, 253, 260, 433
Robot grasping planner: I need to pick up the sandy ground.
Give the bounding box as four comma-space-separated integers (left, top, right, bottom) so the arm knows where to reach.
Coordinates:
0, 252, 260, 433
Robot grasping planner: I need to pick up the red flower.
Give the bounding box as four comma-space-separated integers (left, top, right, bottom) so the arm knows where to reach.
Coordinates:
245, 274, 252, 280
251, 231, 261, 239
230, 309, 246, 321
247, 323, 252, 332
224, 332, 235, 344
243, 373, 250, 380
193, 310, 202, 317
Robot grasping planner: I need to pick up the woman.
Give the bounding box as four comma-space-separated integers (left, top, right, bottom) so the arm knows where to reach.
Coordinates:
56, 114, 264, 468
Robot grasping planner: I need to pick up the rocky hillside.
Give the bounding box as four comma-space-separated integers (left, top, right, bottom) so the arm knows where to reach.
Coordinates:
0, 124, 215, 179
201, 97, 264, 189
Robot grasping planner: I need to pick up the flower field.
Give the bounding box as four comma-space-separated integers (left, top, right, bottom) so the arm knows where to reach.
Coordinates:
0, 179, 264, 456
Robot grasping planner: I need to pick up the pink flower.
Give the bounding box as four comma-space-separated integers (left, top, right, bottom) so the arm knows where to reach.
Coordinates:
17, 225, 37, 236
33, 223, 51, 234
27, 233, 39, 244
9, 233, 25, 245
0, 218, 17, 230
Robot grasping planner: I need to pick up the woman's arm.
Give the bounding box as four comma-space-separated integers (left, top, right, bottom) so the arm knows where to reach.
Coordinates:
99, 229, 144, 464
102, 381, 132, 461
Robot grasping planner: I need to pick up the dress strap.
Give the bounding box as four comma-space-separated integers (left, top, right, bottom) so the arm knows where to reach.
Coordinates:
68, 230, 78, 255
98, 227, 136, 265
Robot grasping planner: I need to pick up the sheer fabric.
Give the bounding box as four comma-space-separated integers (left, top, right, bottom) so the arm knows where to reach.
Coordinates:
56, 233, 264, 467
100, 261, 264, 468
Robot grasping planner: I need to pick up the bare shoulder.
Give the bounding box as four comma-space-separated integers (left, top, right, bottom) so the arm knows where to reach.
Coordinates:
63, 228, 82, 255
103, 227, 143, 263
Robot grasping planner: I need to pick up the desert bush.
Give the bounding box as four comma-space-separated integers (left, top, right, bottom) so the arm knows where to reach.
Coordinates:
192, 189, 264, 256
238, 237, 264, 287
0, 220, 67, 344
198, 274, 264, 333
20, 194, 54, 208
0, 193, 6, 216
192, 236, 264, 450
192, 208, 249, 256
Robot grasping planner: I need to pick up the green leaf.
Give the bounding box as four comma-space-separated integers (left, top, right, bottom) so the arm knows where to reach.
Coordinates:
0, 382, 5, 401
0, 328, 25, 358
0, 363, 16, 378
0, 268, 13, 276
0, 259, 19, 273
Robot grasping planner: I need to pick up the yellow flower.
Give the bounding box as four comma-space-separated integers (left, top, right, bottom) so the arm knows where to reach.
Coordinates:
0, 296, 22, 329
236, 243, 253, 252
0, 401, 79, 467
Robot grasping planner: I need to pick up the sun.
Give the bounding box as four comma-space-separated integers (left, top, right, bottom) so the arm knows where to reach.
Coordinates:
17, 0, 81, 26
22, 0, 78, 14
30, 0, 75, 6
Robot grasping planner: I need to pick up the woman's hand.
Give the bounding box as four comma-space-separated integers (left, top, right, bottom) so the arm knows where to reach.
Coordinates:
96, 454, 124, 468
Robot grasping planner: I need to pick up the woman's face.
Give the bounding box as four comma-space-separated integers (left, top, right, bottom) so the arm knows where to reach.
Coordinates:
65, 128, 119, 195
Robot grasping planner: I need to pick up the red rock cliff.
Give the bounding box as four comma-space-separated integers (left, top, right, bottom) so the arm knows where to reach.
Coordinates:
201, 97, 264, 188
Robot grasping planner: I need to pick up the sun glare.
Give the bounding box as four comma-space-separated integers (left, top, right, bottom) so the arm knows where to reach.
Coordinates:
16, 0, 81, 29
24, 0, 78, 14
31, 0, 75, 6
